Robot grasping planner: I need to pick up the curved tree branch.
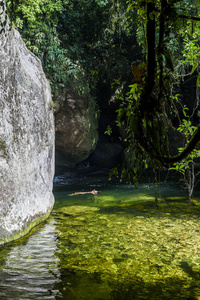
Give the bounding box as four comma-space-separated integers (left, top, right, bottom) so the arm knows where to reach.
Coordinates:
179, 15, 200, 22
136, 123, 200, 166
162, 125, 200, 164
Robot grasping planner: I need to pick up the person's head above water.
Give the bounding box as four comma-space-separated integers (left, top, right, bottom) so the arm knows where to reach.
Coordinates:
91, 190, 100, 195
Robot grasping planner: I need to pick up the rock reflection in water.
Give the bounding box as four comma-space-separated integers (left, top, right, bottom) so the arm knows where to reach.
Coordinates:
0, 219, 60, 300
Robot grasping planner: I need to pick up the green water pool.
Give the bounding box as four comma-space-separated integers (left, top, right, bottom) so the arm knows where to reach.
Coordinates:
0, 174, 200, 299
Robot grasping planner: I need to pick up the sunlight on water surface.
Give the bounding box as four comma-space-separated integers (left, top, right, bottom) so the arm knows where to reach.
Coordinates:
0, 173, 200, 299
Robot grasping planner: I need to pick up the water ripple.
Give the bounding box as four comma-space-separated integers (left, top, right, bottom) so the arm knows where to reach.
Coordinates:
0, 219, 61, 300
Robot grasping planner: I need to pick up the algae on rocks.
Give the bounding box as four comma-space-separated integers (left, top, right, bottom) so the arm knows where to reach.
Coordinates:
0, 2, 55, 245
53, 183, 200, 300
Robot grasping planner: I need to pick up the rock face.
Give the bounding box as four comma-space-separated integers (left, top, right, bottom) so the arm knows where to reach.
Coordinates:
89, 141, 123, 169
55, 85, 98, 166
0, 8, 55, 244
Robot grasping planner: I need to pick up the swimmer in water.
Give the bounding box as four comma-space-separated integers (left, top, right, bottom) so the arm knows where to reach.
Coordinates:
69, 189, 100, 196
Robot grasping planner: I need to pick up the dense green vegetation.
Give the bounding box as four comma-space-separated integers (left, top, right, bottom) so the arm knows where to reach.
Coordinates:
5, 0, 136, 95
114, 0, 200, 169
4, 0, 200, 191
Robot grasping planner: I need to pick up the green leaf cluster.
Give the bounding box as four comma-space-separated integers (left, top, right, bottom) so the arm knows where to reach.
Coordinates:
107, 0, 200, 188
5, 0, 136, 97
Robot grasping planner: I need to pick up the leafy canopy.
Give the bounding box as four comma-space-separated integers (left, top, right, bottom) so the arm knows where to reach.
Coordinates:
110, 0, 200, 183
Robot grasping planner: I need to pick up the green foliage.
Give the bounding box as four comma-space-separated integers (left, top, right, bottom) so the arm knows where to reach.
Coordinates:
4, 0, 200, 191
50, 101, 56, 108
182, 40, 199, 71
169, 106, 200, 200
107, 0, 200, 188
104, 125, 112, 136
5, 0, 137, 97
15, 0, 90, 93
0, 1, 8, 34
181, 38, 200, 87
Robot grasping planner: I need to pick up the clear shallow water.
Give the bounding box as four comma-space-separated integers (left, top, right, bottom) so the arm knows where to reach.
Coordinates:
0, 219, 60, 299
1, 173, 200, 300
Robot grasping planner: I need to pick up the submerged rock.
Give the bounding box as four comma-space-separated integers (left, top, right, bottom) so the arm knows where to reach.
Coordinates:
58, 206, 99, 216
0, 4, 55, 244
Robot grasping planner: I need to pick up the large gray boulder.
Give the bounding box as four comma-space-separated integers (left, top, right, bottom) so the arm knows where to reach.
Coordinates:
55, 85, 98, 166
0, 6, 55, 244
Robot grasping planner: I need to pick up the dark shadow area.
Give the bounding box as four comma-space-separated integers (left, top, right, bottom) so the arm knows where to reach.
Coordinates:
97, 199, 200, 217
53, 267, 200, 300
